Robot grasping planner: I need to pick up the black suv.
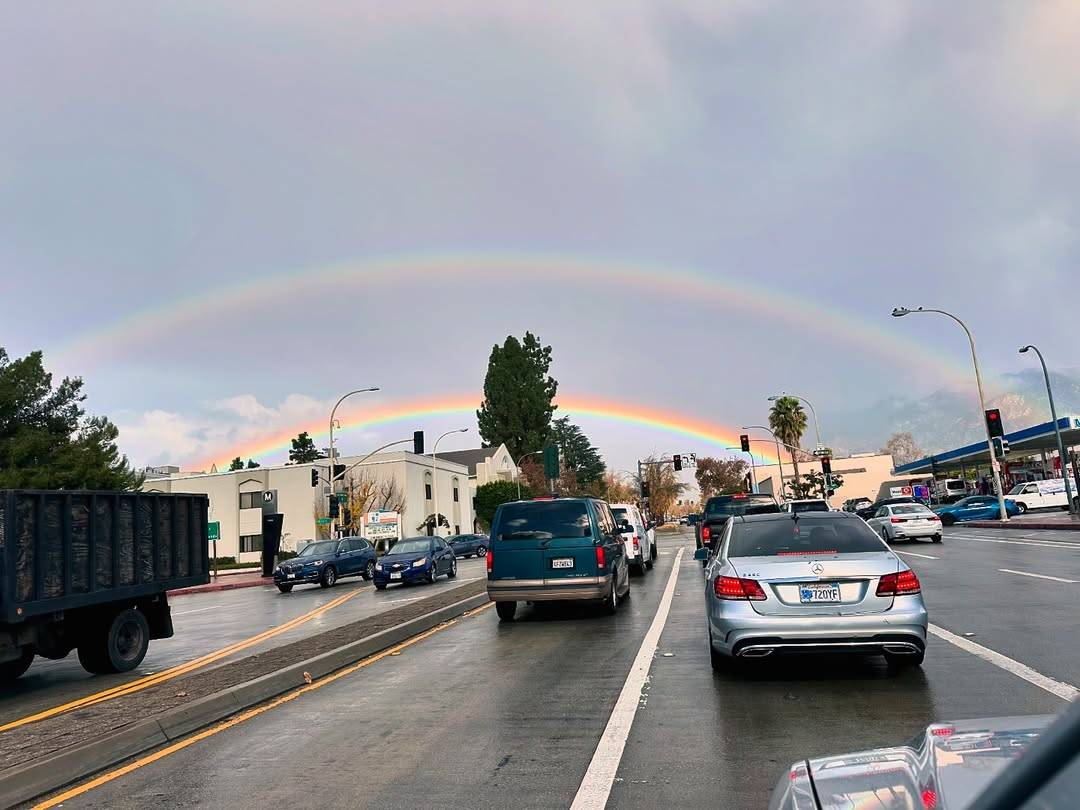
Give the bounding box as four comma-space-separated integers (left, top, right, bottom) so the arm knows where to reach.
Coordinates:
695, 493, 781, 560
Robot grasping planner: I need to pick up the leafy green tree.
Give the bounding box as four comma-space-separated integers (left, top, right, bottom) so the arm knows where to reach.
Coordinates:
638, 454, 687, 520
768, 396, 808, 486
416, 513, 450, 536
246, 459, 260, 468
228, 457, 244, 471
551, 416, 605, 486
790, 470, 844, 499
474, 479, 531, 530
0, 348, 142, 490
477, 332, 558, 459
695, 457, 748, 500
289, 431, 323, 464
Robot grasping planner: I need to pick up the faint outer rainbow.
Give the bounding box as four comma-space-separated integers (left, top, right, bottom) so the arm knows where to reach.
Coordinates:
54, 252, 966, 379
188, 393, 781, 470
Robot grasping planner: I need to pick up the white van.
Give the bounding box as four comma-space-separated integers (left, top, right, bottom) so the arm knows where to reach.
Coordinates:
1007, 479, 1074, 512
609, 503, 654, 574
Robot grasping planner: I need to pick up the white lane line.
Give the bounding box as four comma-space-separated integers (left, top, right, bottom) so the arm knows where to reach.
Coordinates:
893, 550, 939, 560
173, 607, 215, 616
929, 624, 1078, 702
570, 546, 685, 810
999, 568, 1079, 584
952, 536, 1080, 551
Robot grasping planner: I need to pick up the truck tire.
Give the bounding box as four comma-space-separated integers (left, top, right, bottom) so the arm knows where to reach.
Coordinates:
78, 608, 151, 675
0, 646, 34, 682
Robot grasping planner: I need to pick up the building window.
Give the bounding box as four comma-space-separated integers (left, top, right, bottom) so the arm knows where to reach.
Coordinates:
239, 491, 263, 509
425, 472, 433, 501
239, 534, 263, 552
452, 478, 460, 503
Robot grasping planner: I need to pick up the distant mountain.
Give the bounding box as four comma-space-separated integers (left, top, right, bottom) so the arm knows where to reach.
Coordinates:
831, 368, 1080, 457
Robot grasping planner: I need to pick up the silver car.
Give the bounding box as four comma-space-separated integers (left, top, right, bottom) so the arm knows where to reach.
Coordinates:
865, 502, 943, 544
696, 512, 928, 669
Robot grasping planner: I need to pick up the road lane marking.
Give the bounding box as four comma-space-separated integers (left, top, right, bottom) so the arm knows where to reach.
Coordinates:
30, 602, 493, 810
172, 607, 215, 616
950, 536, 1080, 551
570, 546, 685, 810
0, 588, 363, 733
893, 550, 939, 560
928, 624, 1078, 702
999, 568, 1079, 584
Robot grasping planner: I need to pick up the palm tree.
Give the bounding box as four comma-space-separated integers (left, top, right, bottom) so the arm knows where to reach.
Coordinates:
769, 396, 808, 497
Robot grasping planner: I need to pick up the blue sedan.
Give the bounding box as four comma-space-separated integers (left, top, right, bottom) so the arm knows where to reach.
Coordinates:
935, 495, 1021, 525
274, 537, 376, 593
373, 536, 458, 590
447, 533, 489, 558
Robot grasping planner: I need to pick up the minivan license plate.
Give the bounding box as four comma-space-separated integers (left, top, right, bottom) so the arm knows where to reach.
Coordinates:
551, 558, 574, 569
800, 583, 841, 603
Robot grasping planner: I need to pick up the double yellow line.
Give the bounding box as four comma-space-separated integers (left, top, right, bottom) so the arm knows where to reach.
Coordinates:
1, 588, 362, 734
32, 603, 494, 809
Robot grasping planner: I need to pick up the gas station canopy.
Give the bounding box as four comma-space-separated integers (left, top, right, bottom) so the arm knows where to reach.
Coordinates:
894, 415, 1080, 475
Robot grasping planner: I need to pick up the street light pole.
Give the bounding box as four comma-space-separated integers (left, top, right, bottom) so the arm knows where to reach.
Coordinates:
768, 392, 823, 449
892, 307, 1008, 521
515, 450, 543, 500
1020, 345, 1076, 515
431, 428, 469, 537
743, 425, 786, 499
328, 387, 380, 538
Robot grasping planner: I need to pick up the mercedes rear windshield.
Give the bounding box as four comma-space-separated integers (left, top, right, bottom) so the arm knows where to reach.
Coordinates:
728, 518, 885, 557
495, 501, 591, 540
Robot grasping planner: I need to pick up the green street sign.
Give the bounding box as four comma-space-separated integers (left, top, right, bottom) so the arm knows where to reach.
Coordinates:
207, 521, 220, 542
336, 493, 347, 504
316, 517, 332, 526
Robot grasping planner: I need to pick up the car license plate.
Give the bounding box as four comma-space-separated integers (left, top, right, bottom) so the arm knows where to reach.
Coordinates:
551, 558, 574, 569
390, 572, 402, 580
287, 573, 295, 580
800, 583, 841, 603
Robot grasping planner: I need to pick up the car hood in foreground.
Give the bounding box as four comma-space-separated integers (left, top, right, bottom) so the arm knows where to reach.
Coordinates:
770, 715, 1053, 810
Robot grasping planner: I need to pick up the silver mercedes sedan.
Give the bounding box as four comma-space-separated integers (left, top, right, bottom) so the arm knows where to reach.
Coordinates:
696, 511, 928, 670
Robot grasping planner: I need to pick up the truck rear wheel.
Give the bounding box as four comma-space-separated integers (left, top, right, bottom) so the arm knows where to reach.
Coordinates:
0, 647, 35, 682
78, 608, 150, 675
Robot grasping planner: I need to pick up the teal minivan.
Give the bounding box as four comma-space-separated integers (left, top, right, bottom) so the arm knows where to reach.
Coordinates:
486, 497, 630, 621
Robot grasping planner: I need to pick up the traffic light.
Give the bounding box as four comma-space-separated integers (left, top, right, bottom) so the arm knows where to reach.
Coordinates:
310, 468, 320, 487
673, 454, 682, 471
740, 434, 750, 453
413, 430, 425, 455
333, 463, 346, 482
328, 496, 339, 519
820, 456, 832, 476
992, 437, 1010, 459
543, 444, 560, 479
641, 481, 651, 498
985, 409, 1004, 439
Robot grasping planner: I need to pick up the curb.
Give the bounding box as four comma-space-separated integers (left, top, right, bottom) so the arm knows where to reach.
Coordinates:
169, 576, 273, 596
0, 591, 491, 808
963, 520, 1080, 532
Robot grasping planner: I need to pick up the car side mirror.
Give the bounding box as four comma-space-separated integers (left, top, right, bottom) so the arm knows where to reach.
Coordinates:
693, 547, 710, 561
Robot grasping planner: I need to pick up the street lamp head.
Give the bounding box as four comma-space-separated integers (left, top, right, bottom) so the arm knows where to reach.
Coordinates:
767, 395, 780, 402
1019, 345, 1032, 354
891, 307, 910, 318
457, 427, 469, 434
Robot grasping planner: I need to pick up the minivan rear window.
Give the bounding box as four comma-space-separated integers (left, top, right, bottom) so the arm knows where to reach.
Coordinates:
495, 502, 592, 540
611, 507, 630, 523
728, 518, 884, 557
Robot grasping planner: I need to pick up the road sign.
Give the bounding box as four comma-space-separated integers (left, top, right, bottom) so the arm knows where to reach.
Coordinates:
316, 517, 331, 526
365, 510, 400, 542
336, 492, 347, 504
207, 521, 220, 541
913, 485, 930, 501
812, 447, 830, 457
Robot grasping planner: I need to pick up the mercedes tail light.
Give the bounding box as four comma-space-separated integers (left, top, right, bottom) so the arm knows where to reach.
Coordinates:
877, 569, 921, 596
714, 576, 767, 601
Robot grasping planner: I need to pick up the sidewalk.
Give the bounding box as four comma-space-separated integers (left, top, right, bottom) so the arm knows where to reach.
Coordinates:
170, 570, 273, 595
964, 511, 1080, 531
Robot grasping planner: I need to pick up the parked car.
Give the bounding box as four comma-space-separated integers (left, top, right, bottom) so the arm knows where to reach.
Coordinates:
610, 502, 654, 574
373, 536, 457, 589
486, 496, 630, 621
1008, 479, 1076, 512
865, 502, 942, 543
447, 533, 489, 558
697, 493, 781, 562
696, 511, 927, 671
855, 496, 921, 521
934, 495, 1021, 525
275, 537, 377, 592
781, 499, 832, 514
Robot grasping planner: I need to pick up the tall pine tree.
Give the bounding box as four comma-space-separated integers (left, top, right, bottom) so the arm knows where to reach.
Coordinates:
477, 332, 558, 460
551, 417, 605, 487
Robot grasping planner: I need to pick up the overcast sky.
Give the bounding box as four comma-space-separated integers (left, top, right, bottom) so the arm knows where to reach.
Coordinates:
3, 2, 1078, 476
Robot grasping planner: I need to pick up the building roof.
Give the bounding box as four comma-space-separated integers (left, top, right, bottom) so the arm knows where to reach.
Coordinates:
432, 447, 499, 477
894, 415, 1080, 475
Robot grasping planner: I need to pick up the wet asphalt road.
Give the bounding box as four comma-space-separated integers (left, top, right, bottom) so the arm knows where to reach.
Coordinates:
36, 525, 1079, 809
0, 557, 488, 725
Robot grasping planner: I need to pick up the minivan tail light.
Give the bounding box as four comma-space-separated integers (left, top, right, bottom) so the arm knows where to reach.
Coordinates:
714, 576, 767, 601
486, 550, 493, 574
877, 569, 921, 596
596, 546, 606, 569
633, 536, 640, 548
702, 525, 711, 542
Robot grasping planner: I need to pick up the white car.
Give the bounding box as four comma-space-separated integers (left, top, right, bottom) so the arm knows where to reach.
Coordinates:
610, 502, 654, 573
1008, 479, 1075, 512
781, 499, 832, 514
866, 503, 942, 543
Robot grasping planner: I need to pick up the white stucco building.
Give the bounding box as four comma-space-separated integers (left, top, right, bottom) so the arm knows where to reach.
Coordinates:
142, 452, 473, 564
432, 444, 518, 497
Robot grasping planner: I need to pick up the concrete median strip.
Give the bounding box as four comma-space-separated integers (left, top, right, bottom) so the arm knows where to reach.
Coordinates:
0, 588, 490, 809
